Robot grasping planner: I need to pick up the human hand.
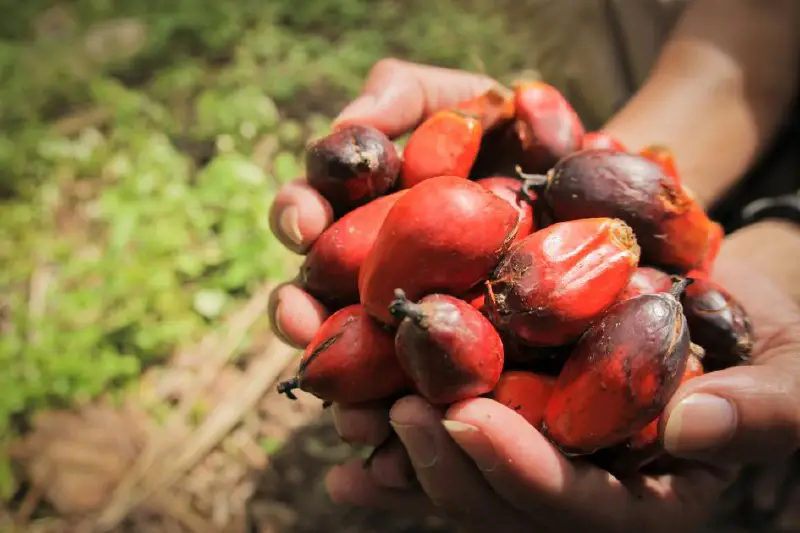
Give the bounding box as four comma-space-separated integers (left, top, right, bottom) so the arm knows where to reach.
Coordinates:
266, 58, 496, 348
325, 240, 800, 533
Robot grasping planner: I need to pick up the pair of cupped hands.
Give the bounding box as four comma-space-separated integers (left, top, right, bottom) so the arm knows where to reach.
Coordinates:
267, 60, 800, 533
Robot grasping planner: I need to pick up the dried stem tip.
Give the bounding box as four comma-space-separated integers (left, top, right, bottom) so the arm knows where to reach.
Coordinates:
276, 377, 300, 400
669, 276, 694, 299
388, 288, 426, 325
514, 165, 549, 200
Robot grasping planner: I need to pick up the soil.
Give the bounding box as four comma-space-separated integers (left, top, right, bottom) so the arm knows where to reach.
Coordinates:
249, 365, 455, 533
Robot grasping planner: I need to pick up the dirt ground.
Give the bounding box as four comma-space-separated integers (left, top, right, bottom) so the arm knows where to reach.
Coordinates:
249, 362, 454, 533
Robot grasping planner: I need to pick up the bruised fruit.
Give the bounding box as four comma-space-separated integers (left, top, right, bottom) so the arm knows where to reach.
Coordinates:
513, 81, 586, 173
541, 278, 692, 455
400, 110, 482, 188
487, 218, 641, 347
390, 289, 504, 405
491, 371, 555, 427
306, 124, 401, 215
619, 266, 673, 301
452, 85, 516, 132
582, 132, 627, 152
519, 150, 717, 272
277, 305, 409, 404
360, 176, 519, 325
300, 190, 407, 309
681, 277, 754, 371
477, 176, 536, 245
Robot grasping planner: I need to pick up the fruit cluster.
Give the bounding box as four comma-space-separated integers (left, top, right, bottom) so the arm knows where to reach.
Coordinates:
276, 81, 754, 476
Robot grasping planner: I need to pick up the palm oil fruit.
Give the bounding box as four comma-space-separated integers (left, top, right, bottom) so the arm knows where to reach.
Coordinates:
513, 80, 586, 173
477, 176, 536, 246
277, 305, 409, 404
610, 344, 705, 476
390, 289, 504, 405
681, 277, 754, 371
300, 190, 407, 310
618, 266, 673, 301
491, 370, 555, 428
581, 131, 627, 152
306, 124, 401, 216
541, 277, 692, 456
452, 84, 516, 132
400, 109, 482, 189
486, 217, 640, 347
518, 150, 718, 273
359, 175, 519, 325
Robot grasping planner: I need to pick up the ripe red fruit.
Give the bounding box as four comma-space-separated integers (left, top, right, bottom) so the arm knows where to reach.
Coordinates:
609, 345, 706, 476
513, 81, 586, 173
682, 277, 754, 371
400, 109, 483, 189
639, 144, 680, 185
520, 150, 718, 273
581, 131, 627, 152
695, 222, 724, 277
491, 371, 555, 427
277, 305, 409, 404
541, 278, 692, 455
300, 190, 407, 309
390, 289, 504, 405
618, 266, 673, 301
628, 346, 705, 452
452, 84, 516, 132
306, 124, 401, 216
477, 176, 536, 246
486, 218, 641, 347
359, 176, 519, 325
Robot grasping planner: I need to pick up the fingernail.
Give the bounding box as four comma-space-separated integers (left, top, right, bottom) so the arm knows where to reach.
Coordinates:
278, 206, 303, 247
390, 421, 438, 469
334, 95, 378, 125
271, 296, 292, 344
664, 393, 737, 456
442, 420, 498, 472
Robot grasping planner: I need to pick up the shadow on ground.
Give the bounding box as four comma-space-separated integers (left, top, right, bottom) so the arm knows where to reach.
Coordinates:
250, 410, 455, 533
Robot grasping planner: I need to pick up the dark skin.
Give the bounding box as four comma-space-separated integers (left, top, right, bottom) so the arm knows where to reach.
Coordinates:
267, 1, 800, 530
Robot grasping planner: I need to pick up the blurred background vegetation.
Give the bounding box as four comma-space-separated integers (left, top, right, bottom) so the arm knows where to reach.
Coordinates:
0, 0, 536, 498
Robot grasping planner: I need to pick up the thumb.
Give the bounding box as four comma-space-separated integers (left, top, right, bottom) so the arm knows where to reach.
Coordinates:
662, 352, 800, 464
333, 58, 496, 138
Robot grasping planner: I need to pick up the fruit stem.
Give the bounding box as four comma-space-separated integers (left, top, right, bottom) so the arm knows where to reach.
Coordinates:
388, 288, 426, 326
276, 330, 347, 402
669, 276, 693, 298
276, 377, 300, 400
514, 165, 549, 201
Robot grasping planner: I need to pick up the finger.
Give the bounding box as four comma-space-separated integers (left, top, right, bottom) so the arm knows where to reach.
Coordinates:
334, 58, 496, 138
325, 459, 431, 513
444, 398, 728, 532
388, 395, 530, 530
268, 178, 334, 254
367, 434, 417, 489
331, 401, 392, 446
662, 362, 800, 463
268, 282, 330, 349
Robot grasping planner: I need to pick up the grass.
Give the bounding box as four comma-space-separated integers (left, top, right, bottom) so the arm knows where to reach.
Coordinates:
0, 0, 533, 499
